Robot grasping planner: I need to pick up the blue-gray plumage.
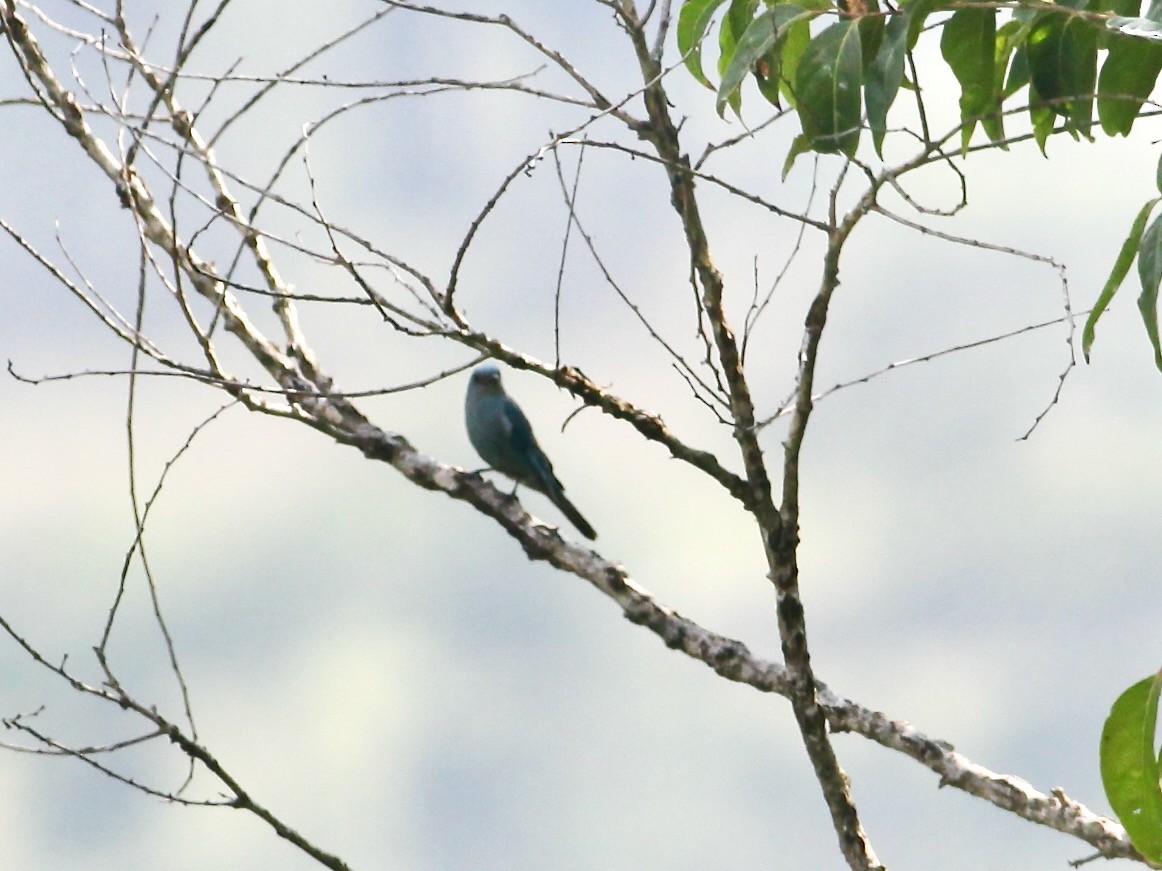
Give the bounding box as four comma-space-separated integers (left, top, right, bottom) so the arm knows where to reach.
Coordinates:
465, 365, 597, 540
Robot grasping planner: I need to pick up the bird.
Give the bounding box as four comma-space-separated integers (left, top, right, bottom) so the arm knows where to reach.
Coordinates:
465, 364, 597, 540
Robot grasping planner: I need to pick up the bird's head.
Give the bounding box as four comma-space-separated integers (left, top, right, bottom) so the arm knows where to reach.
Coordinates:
470, 364, 504, 394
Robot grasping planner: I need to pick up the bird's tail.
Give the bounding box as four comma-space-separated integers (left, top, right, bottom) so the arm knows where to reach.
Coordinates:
549, 488, 597, 540
527, 449, 597, 540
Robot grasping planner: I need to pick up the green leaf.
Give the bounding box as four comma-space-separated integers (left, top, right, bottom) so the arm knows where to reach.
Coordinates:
718, 5, 773, 115
729, 0, 759, 30
1083, 197, 1159, 360
1138, 211, 1162, 370
782, 132, 814, 179
1026, 11, 1098, 138
678, 0, 732, 88
757, 7, 817, 108
1097, 0, 1144, 16
1028, 80, 1056, 155
866, 10, 910, 156
858, 0, 886, 74
1098, 33, 1162, 135
1012, 0, 1049, 23
779, 17, 812, 107
795, 20, 863, 157
940, 7, 998, 152
1100, 672, 1162, 861
754, 44, 784, 107
984, 20, 1024, 143
998, 12, 1044, 99
1004, 45, 1031, 98
904, 0, 935, 49
716, 5, 815, 116
1094, 0, 1143, 51
717, 0, 760, 115
1094, 0, 1136, 51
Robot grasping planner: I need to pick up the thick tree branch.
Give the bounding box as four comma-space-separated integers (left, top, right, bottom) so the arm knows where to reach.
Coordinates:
615, 2, 879, 867
5, 432, 1137, 862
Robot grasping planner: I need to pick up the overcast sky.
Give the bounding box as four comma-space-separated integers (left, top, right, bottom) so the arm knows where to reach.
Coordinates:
2, 1, 1161, 869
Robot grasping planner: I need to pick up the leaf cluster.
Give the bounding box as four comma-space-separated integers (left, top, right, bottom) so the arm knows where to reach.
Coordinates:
678, 0, 1162, 163
681, 0, 1162, 369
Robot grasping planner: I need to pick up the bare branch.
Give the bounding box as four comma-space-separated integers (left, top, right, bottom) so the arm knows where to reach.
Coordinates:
379, 0, 644, 130
548, 141, 730, 409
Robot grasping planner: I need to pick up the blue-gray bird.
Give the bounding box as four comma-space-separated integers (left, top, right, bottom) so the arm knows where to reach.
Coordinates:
465, 365, 597, 540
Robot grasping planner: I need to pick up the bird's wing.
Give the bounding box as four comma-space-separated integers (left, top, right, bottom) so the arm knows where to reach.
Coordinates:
500, 395, 595, 538
501, 397, 537, 453
503, 397, 560, 491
